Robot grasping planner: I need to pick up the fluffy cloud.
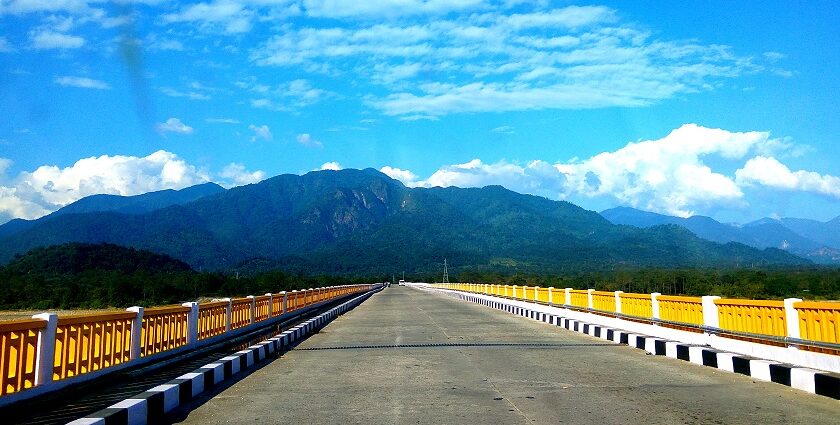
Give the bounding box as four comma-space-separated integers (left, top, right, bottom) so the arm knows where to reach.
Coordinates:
301, 0, 486, 18
54, 75, 110, 90
219, 163, 265, 187
0, 36, 13, 52
379, 166, 418, 185
248, 124, 272, 142
296, 133, 322, 148
319, 161, 342, 171
0, 151, 267, 223
736, 156, 840, 199
160, 1, 253, 34
156, 117, 194, 135
385, 124, 822, 217
30, 29, 84, 49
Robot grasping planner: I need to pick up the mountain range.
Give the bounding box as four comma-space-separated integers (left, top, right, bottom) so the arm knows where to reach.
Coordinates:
0, 169, 810, 275
601, 207, 840, 264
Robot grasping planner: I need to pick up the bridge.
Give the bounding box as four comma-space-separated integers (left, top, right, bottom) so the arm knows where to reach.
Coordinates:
1, 283, 838, 423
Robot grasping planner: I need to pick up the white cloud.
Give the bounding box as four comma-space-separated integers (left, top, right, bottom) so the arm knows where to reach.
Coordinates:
387, 124, 818, 217
160, 87, 211, 100
206, 117, 240, 124
0, 151, 211, 222
219, 163, 265, 187
160, 1, 253, 34
379, 166, 418, 185
30, 30, 85, 49
156, 117, 194, 135
0, 37, 13, 52
251, 5, 765, 119
735, 156, 840, 199
54, 75, 110, 90
490, 125, 514, 134
296, 133, 322, 148
248, 124, 272, 142
319, 161, 342, 171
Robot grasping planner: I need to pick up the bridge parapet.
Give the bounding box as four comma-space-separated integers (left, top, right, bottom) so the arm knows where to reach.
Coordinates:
0, 284, 377, 401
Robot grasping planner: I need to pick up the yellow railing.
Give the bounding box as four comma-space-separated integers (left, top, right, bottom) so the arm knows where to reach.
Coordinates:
795, 301, 840, 344
536, 287, 550, 303
198, 301, 228, 340
591, 291, 616, 312
657, 295, 704, 326
569, 290, 589, 308
0, 319, 44, 395
141, 306, 190, 357
54, 312, 135, 381
431, 282, 840, 352
620, 293, 653, 318
0, 284, 375, 397
716, 299, 786, 337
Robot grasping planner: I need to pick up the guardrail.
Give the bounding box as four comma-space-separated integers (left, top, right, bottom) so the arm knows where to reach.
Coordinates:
431, 283, 840, 353
0, 284, 375, 397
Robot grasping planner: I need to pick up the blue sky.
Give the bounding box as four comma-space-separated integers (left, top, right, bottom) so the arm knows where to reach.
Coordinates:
1, 0, 839, 224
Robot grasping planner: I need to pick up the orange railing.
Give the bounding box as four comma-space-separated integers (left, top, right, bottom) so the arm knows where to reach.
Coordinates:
0, 284, 377, 397
0, 319, 44, 395
54, 312, 135, 381
620, 293, 653, 319
657, 295, 704, 326
716, 299, 786, 337
569, 290, 589, 308
591, 291, 616, 312
141, 306, 190, 357
198, 301, 228, 340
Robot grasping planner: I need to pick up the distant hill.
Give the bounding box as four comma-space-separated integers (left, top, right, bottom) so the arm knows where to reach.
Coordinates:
3, 242, 192, 276
601, 207, 840, 264
0, 182, 226, 238
0, 169, 808, 274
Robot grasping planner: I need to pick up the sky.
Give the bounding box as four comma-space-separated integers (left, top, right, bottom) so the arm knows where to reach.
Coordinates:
1, 0, 839, 225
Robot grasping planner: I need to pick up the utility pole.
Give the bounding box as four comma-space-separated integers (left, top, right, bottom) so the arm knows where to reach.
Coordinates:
443, 259, 449, 284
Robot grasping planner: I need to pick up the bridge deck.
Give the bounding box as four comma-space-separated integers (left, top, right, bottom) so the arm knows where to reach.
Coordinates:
170, 287, 839, 424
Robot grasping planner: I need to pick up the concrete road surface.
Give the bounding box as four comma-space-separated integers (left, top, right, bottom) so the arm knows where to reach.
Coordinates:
170, 287, 839, 424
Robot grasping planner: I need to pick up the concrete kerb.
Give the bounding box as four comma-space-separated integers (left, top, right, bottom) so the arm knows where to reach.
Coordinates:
409, 284, 840, 400
67, 286, 383, 425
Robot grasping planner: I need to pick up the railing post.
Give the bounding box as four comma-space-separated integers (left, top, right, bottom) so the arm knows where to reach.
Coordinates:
32, 313, 57, 386
266, 293, 274, 317
651, 293, 661, 321
701, 296, 721, 329
547, 287, 553, 304
127, 306, 144, 360
247, 295, 256, 324
784, 298, 803, 343
587, 289, 594, 310
281, 291, 288, 313
223, 298, 232, 331
512, 285, 517, 300
564, 288, 572, 306
181, 302, 199, 345
614, 291, 623, 314
534, 286, 540, 303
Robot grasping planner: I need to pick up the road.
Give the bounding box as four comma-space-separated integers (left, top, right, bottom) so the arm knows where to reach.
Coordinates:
170, 286, 839, 424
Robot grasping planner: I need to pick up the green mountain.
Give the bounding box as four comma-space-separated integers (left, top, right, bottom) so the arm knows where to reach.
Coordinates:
602, 206, 840, 264
0, 182, 226, 238
0, 169, 809, 274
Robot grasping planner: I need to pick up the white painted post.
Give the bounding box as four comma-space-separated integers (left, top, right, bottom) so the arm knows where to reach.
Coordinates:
266, 293, 274, 317
614, 291, 623, 314
587, 289, 594, 310
512, 285, 518, 300
223, 298, 232, 331
247, 295, 256, 324
784, 298, 803, 342
281, 291, 288, 314
701, 296, 721, 329
126, 306, 144, 360
651, 293, 661, 320
181, 302, 199, 345
32, 313, 57, 386
564, 288, 572, 306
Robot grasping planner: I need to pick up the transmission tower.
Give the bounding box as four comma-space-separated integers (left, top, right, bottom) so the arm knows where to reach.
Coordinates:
442, 258, 450, 284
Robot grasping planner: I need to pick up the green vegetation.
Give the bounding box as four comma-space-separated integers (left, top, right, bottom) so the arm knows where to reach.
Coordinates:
0, 243, 371, 310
